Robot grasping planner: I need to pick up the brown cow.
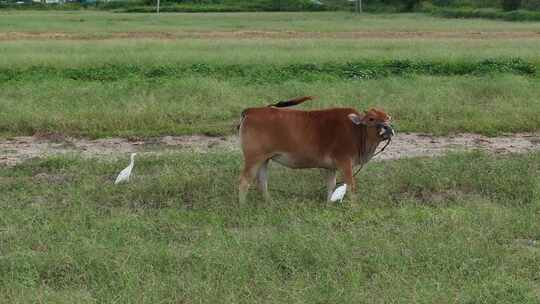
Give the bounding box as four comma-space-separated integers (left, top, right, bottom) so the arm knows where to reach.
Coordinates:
238, 96, 394, 204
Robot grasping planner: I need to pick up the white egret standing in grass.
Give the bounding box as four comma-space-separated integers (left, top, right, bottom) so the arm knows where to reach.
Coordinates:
330, 183, 347, 202
114, 153, 136, 184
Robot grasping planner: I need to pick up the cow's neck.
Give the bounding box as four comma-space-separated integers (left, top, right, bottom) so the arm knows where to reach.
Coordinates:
355, 126, 382, 165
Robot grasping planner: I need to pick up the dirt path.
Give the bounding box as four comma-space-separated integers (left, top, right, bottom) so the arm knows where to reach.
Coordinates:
1, 31, 540, 41
1, 133, 539, 166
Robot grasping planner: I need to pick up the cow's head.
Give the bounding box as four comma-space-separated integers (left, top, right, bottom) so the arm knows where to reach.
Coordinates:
348, 108, 395, 140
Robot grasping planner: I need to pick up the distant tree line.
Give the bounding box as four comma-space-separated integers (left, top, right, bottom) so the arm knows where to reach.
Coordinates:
430, 0, 538, 10
134, 0, 538, 11
140, 0, 538, 11
1, 0, 538, 12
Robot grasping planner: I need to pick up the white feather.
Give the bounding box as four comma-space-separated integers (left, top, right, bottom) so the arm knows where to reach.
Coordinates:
114, 153, 136, 184
330, 184, 347, 202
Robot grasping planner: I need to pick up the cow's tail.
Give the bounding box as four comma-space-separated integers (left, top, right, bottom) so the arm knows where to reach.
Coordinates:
237, 110, 247, 132
268, 96, 314, 108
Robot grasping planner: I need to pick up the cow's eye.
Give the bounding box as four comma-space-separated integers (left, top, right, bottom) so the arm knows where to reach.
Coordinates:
369, 118, 374, 122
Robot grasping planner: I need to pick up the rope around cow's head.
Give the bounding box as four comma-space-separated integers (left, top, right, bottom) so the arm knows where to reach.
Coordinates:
348, 136, 392, 182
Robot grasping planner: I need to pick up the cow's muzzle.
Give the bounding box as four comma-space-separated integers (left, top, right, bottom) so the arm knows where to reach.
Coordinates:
377, 123, 395, 140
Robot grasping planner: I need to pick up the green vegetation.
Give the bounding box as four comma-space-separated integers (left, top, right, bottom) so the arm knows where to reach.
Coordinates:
2, 11, 540, 33
432, 7, 540, 21
3, 39, 540, 68
121, 0, 333, 13
0, 12, 539, 138
1, 152, 539, 303
1, 11, 540, 303
503, 0, 523, 11
0, 0, 339, 12
428, 0, 540, 11
1, 59, 537, 82
1, 75, 539, 137
2, 0, 539, 14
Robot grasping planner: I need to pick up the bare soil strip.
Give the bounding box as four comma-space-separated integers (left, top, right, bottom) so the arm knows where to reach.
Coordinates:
1, 31, 540, 41
1, 133, 539, 166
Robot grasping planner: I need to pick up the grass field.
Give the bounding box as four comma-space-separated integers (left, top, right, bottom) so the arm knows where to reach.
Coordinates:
1, 11, 540, 303
3, 39, 540, 67
2, 11, 540, 33
1, 152, 539, 303
1, 75, 539, 137
1, 12, 540, 137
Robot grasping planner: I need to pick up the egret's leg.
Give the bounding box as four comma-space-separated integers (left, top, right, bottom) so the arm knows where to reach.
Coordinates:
256, 160, 271, 201
325, 169, 337, 202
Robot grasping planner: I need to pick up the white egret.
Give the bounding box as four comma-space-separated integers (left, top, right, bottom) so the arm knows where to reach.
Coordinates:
330, 183, 347, 202
114, 153, 136, 184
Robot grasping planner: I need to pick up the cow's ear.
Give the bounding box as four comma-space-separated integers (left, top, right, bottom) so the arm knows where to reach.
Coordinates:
348, 113, 365, 125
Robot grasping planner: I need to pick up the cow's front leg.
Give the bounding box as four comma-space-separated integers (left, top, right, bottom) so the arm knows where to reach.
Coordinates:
337, 158, 356, 200
324, 169, 337, 202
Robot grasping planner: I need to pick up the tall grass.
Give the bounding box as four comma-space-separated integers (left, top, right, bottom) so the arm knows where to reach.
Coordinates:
0, 59, 537, 83
0, 75, 539, 137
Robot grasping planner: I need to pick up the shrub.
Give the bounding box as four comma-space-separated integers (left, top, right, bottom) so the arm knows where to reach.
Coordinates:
433, 7, 540, 20
402, 0, 421, 10
502, 0, 521, 10
522, 0, 540, 10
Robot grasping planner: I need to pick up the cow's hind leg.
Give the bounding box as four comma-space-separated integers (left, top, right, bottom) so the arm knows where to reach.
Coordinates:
239, 156, 268, 205
257, 160, 271, 201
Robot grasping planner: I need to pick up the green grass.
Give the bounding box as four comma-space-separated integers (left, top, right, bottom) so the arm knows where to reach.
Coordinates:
2, 11, 540, 303
1, 75, 539, 137
1, 11, 540, 33
1, 151, 539, 303
2, 39, 540, 68
0, 12, 539, 137
1, 59, 537, 82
